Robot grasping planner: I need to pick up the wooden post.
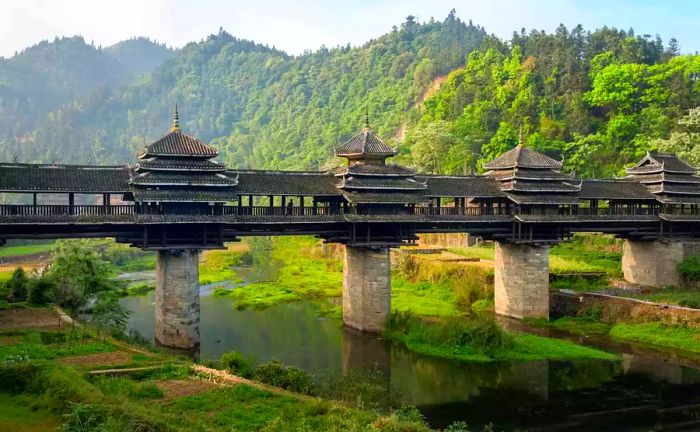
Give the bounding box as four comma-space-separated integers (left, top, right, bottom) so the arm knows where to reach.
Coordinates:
68, 193, 75, 215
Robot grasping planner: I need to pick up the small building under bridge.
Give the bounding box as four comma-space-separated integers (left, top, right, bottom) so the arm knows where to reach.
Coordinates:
0, 109, 699, 349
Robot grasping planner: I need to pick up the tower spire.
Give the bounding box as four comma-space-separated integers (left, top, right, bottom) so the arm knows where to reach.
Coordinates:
171, 104, 181, 132
363, 106, 370, 130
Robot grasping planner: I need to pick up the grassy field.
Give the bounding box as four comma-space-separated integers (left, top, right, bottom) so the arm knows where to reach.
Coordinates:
0, 243, 54, 259
0, 308, 436, 432
630, 288, 700, 309
384, 312, 618, 362
527, 316, 700, 355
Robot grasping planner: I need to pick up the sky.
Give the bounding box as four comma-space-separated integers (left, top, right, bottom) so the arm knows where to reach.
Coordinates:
1, 0, 698, 58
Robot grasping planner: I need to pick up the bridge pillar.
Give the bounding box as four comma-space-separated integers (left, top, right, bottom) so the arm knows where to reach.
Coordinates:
342, 245, 391, 333
494, 242, 549, 319
155, 249, 200, 349
622, 239, 700, 287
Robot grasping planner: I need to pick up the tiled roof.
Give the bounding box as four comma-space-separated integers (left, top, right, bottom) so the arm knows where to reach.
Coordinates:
131, 188, 237, 202
648, 183, 700, 195
626, 172, 700, 184
503, 180, 581, 193
139, 131, 218, 158
130, 172, 238, 187
0, 163, 130, 193
579, 180, 657, 200
137, 158, 225, 172
507, 194, 580, 205
340, 164, 416, 176
341, 191, 429, 204
482, 145, 562, 170
626, 152, 696, 174
234, 171, 341, 196
419, 175, 506, 198
489, 167, 574, 181
340, 177, 426, 190
335, 128, 396, 159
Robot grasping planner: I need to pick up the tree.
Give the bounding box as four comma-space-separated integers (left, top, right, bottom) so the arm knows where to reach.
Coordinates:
653, 108, 700, 165
408, 121, 456, 173
46, 240, 122, 313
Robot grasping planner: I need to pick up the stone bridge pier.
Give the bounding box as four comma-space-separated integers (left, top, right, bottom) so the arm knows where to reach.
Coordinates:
622, 239, 700, 287
155, 249, 201, 349
494, 242, 550, 319
342, 245, 391, 333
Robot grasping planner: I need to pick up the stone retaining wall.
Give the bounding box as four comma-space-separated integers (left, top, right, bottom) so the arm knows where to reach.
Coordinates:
551, 290, 700, 328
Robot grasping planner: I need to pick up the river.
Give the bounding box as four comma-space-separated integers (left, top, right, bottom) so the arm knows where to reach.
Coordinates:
121, 268, 700, 431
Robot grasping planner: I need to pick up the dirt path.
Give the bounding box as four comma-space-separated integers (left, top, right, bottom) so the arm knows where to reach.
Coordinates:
0, 308, 65, 331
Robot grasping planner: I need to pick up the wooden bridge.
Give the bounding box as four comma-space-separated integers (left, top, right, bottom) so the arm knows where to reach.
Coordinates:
2, 110, 700, 349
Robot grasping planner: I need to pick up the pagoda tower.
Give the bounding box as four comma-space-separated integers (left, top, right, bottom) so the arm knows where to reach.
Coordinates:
129, 108, 238, 216
483, 144, 580, 216
334, 112, 427, 214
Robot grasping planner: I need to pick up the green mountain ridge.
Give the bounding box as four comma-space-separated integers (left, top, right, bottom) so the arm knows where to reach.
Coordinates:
1, 13, 698, 177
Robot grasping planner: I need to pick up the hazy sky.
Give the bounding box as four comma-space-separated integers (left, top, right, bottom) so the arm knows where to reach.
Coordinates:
1, 0, 698, 58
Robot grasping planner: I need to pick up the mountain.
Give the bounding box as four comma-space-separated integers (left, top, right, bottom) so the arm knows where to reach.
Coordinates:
0, 36, 174, 160
2, 13, 698, 177
15, 13, 491, 166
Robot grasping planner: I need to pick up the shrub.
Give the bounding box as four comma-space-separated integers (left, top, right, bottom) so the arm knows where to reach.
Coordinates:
0, 361, 40, 393
372, 406, 431, 432
28, 277, 55, 305
61, 403, 108, 432
219, 350, 255, 378
253, 359, 314, 394
5, 267, 30, 302
679, 255, 700, 282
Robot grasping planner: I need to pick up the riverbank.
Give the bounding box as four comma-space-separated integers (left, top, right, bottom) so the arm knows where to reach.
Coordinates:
0, 307, 439, 432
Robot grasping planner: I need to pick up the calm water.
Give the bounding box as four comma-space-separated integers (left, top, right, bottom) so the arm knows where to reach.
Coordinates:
121, 271, 700, 431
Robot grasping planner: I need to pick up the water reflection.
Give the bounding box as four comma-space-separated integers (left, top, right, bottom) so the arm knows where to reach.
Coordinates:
121, 281, 700, 430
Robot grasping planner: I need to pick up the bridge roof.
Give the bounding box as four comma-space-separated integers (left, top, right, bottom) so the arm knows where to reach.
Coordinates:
139, 131, 218, 159
579, 180, 657, 201
0, 163, 130, 193
482, 145, 562, 170
233, 171, 341, 197
627, 152, 696, 174
419, 175, 506, 198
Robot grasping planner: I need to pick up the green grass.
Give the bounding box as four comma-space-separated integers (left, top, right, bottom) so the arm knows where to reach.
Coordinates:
0, 330, 116, 361
384, 312, 618, 362
610, 323, 700, 354
0, 243, 54, 258
217, 237, 342, 310
448, 245, 495, 261
526, 317, 611, 336
391, 277, 463, 317
630, 288, 700, 309
0, 393, 58, 432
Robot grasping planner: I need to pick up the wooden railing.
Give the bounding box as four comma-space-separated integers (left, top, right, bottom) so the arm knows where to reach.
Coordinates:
0, 205, 135, 217
0, 203, 677, 220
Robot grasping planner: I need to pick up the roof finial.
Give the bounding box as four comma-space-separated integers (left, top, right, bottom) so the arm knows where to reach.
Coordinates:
518, 124, 524, 147
171, 104, 181, 132
363, 106, 370, 130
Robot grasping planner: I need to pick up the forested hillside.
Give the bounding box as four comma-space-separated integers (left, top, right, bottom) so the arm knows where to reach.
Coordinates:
403, 26, 700, 177
2, 13, 699, 177
11, 13, 490, 166
0, 36, 173, 162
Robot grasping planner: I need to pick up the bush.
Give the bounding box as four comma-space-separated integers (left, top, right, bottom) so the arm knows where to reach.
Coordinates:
0, 361, 40, 393
61, 403, 108, 432
28, 277, 55, 305
385, 311, 513, 356
5, 267, 30, 302
679, 255, 700, 282
372, 406, 431, 431
253, 359, 314, 394
219, 350, 255, 378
